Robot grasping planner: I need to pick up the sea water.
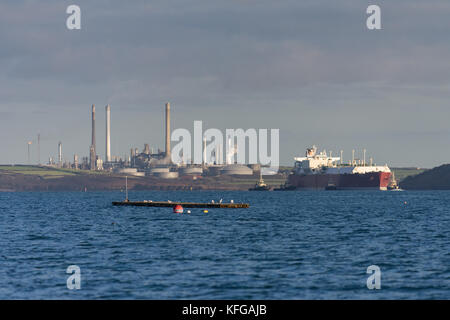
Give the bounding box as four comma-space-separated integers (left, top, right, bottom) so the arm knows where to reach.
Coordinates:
0, 190, 448, 299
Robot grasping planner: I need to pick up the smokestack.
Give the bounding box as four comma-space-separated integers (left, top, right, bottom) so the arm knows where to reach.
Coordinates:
105, 105, 111, 162
92, 104, 96, 148
37, 133, 41, 165
27, 141, 32, 165
90, 104, 96, 170
74, 154, 79, 169
165, 102, 171, 161
58, 141, 62, 167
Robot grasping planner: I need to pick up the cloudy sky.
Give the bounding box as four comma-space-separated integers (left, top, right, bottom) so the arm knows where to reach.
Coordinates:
1, 0, 450, 167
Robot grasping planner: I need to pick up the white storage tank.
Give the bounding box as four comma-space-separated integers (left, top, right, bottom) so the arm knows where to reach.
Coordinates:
147, 167, 170, 176
114, 168, 138, 174
179, 167, 203, 176
154, 171, 179, 179
220, 164, 253, 175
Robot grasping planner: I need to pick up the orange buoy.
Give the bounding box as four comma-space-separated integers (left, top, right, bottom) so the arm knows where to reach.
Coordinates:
173, 204, 184, 213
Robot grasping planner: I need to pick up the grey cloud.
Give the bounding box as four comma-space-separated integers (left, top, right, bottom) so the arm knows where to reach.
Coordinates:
0, 0, 450, 166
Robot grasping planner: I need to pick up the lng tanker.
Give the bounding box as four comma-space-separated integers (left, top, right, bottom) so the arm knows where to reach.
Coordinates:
287, 146, 391, 190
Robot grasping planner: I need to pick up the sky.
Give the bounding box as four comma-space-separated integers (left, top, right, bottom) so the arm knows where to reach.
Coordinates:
1, 0, 450, 167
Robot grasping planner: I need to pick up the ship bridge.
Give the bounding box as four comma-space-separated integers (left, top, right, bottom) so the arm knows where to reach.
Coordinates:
294, 146, 340, 173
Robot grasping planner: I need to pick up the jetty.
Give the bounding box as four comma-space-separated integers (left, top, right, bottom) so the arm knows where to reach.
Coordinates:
112, 200, 249, 209
113, 177, 249, 208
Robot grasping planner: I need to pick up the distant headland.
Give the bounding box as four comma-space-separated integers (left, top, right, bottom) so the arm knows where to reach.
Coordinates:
400, 164, 450, 190
0, 165, 433, 191
0, 165, 287, 192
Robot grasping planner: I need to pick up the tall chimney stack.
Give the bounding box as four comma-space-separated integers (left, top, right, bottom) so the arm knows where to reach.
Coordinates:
92, 104, 96, 148
58, 141, 62, 168
165, 102, 171, 161
105, 104, 111, 162
90, 104, 96, 170
37, 133, 41, 165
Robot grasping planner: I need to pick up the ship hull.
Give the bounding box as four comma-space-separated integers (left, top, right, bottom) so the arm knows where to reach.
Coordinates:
287, 172, 391, 190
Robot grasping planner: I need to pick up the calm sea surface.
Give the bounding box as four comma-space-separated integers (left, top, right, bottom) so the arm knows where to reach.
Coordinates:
0, 190, 448, 299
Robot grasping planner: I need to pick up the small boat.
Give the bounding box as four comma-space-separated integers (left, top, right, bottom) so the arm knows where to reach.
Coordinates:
387, 172, 402, 190
249, 171, 272, 191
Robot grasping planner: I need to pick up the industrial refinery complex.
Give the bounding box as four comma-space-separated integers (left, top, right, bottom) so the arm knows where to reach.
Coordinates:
23, 102, 403, 191
44, 102, 261, 179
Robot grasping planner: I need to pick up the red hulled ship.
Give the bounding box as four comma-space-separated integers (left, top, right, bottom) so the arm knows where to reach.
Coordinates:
287, 146, 391, 190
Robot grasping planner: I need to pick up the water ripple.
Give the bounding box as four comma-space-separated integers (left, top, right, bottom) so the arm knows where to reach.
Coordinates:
0, 190, 448, 299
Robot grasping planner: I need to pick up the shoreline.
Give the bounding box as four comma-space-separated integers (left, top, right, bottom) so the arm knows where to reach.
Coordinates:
0, 166, 287, 192
0, 165, 440, 191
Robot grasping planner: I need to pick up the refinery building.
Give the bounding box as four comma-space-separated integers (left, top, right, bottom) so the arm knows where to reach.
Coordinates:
47, 102, 260, 179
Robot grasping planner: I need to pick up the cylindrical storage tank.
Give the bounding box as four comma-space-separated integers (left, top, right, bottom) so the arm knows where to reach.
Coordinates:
132, 172, 145, 177
154, 171, 179, 179
147, 167, 170, 176
179, 167, 203, 176
114, 168, 138, 174
220, 164, 253, 175
248, 163, 261, 172
207, 166, 222, 176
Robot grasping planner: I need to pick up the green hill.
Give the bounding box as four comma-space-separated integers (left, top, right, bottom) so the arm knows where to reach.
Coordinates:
400, 164, 450, 190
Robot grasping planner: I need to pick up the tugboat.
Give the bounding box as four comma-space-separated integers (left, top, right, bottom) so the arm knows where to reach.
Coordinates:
249, 171, 272, 191
387, 172, 402, 191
